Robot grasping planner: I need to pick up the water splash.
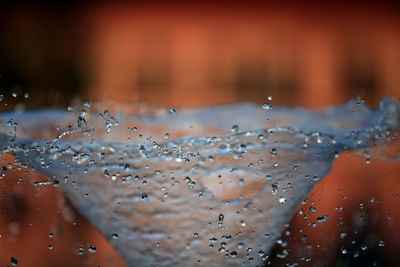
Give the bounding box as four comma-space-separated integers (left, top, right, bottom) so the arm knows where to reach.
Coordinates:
0, 98, 399, 266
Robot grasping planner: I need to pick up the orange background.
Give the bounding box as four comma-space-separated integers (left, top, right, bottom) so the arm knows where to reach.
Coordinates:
0, 2, 400, 266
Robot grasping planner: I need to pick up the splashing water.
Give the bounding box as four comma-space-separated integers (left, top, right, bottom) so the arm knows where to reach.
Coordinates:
0, 98, 399, 266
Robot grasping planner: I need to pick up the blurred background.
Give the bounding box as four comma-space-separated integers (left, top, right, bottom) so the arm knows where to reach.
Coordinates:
0, 1, 400, 266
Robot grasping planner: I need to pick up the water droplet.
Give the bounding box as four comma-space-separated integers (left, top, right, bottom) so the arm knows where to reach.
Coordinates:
112, 233, 119, 240
279, 197, 286, 204
340, 232, 347, 238
169, 108, 176, 114
12, 92, 17, 98
378, 240, 385, 247
83, 100, 91, 107
231, 125, 239, 132
24, 93, 30, 99
218, 213, 224, 222
11, 257, 18, 266
272, 184, 278, 195
262, 103, 272, 110
88, 245, 96, 253
78, 116, 87, 129
316, 215, 328, 223
267, 96, 273, 101
141, 193, 148, 201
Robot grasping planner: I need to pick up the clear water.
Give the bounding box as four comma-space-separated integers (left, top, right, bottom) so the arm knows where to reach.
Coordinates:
0, 98, 399, 266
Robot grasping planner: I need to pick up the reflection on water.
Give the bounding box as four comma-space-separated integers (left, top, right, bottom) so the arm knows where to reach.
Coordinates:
0, 98, 399, 266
